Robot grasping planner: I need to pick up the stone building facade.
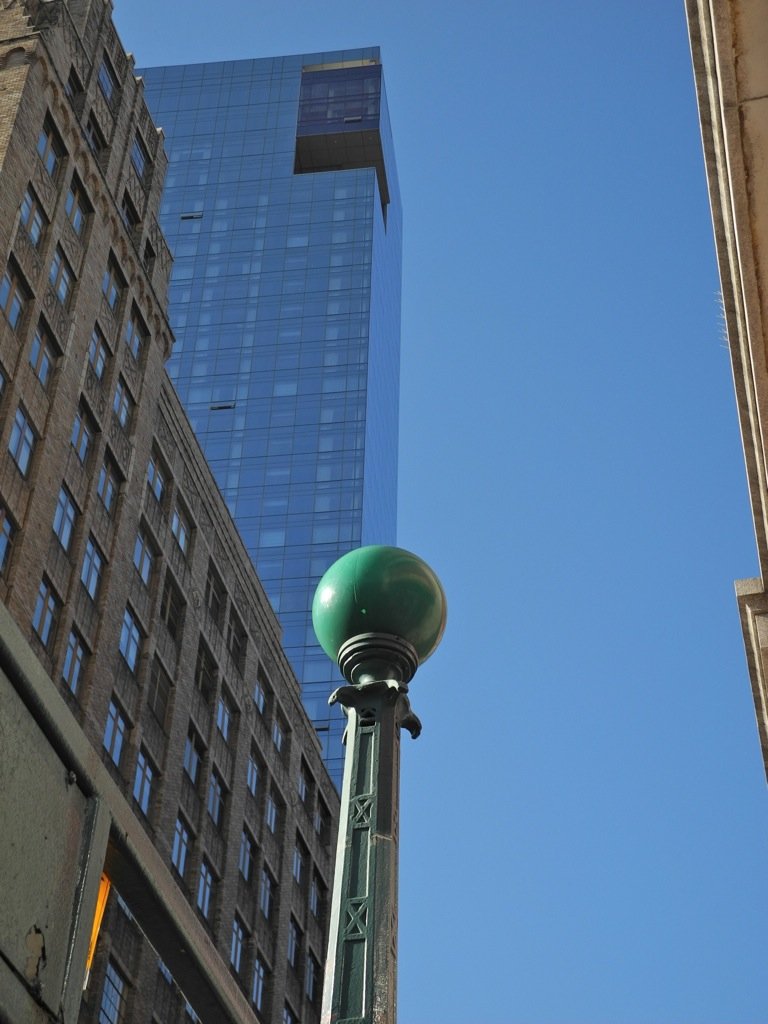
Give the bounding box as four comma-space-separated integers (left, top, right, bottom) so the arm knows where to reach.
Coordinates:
0, 3, 338, 1023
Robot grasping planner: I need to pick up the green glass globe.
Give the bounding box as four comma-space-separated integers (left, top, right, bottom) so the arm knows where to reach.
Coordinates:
312, 545, 447, 666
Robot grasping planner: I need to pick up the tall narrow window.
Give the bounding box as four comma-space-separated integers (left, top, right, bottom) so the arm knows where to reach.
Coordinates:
207, 769, 225, 828
70, 402, 94, 464
147, 449, 166, 503
9, 406, 35, 477
131, 133, 149, 181
124, 307, 147, 361
216, 693, 231, 742
238, 830, 254, 881
32, 577, 59, 648
160, 576, 184, 641
227, 606, 246, 671
305, 952, 320, 1003
246, 751, 259, 797
53, 485, 77, 550
49, 246, 74, 307
132, 747, 153, 815
183, 728, 203, 785
103, 698, 127, 766
147, 658, 171, 726
37, 116, 64, 179
99, 961, 126, 1024
230, 916, 245, 975
171, 503, 191, 555
65, 176, 89, 236
88, 326, 109, 380
80, 534, 105, 600
265, 793, 277, 834
0, 265, 29, 331
133, 527, 153, 586
29, 323, 58, 389
113, 376, 133, 429
197, 859, 214, 919
97, 55, 118, 106
287, 919, 301, 968
119, 607, 141, 672
259, 868, 273, 919
0, 503, 15, 576
19, 187, 47, 248
251, 957, 266, 1012
102, 256, 124, 311
171, 816, 190, 877
97, 454, 120, 513
62, 629, 86, 694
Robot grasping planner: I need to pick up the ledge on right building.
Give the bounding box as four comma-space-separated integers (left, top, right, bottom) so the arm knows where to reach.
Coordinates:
687, 0, 768, 777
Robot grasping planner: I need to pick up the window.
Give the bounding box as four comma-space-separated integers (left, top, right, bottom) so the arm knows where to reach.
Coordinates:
99, 961, 125, 1024
147, 450, 166, 502
65, 176, 89, 236
309, 875, 321, 918
120, 191, 139, 232
282, 1006, 297, 1024
0, 265, 29, 331
246, 752, 259, 797
216, 693, 231, 742
171, 816, 190, 877
37, 116, 64, 178
103, 698, 127, 767
227, 607, 246, 671
20, 187, 46, 247
196, 859, 214, 919
251, 956, 266, 1012
314, 800, 329, 840
305, 953, 319, 1003
71, 403, 94, 463
65, 67, 83, 103
62, 629, 86, 695
49, 246, 74, 307
119, 606, 141, 672
253, 677, 266, 714
32, 577, 59, 648
238, 830, 254, 881
85, 112, 106, 155
259, 867, 273, 919
97, 454, 120, 513
194, 641, 216, 702
98, 55, 118, 105
80, 535, 104, 600
291, 843, 303, 885
133, 527, 153, 585
9, 407, 34, 476
265, 793, 277, 834
183, 728, 203, 785
0, 503, 14, 576
272, 718, 283, 754
287, 919, 300, 968
297, 767, 308, 803
207, 769, 224, 828
160, 576, 184, 642
88, 326, 109, 380
29, 323, 57, 388
53, 485, 77, 550
230, 916, 245, 975
133, 748, 153, 815
113, 377, 133, 429
171, 503, 191, 555
102, 256, 124, 311
124, 307, 147, 361
205, 562, 225, 628
131, 133, 149, 181
147, 658, 171, 726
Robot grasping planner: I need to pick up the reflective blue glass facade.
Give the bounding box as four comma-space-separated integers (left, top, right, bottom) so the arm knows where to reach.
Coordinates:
141, 50, 401, 784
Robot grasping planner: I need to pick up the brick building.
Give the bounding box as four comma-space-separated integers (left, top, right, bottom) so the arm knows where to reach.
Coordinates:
0, 3, 338, 1023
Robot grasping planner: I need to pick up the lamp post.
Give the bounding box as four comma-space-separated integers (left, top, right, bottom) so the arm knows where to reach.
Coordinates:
312, 545, 446, 1024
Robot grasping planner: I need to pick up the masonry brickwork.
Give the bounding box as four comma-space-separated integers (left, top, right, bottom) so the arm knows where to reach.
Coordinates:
0, 3, 338, 1023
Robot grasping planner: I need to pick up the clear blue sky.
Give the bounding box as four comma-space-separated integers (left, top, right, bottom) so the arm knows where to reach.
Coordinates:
114, 3, 768, 1022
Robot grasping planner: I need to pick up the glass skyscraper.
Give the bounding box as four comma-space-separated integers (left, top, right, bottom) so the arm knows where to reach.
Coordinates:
141, 49, 401, 782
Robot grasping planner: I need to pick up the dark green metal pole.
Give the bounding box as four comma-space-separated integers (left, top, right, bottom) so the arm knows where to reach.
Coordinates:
311, 546, 446, 1024
321, 671, 420, 1024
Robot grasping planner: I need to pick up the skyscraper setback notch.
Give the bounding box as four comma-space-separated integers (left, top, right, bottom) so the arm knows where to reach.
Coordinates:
140, 51, 403, 782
